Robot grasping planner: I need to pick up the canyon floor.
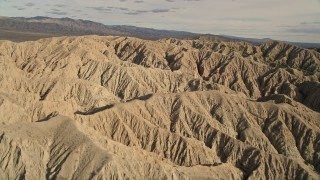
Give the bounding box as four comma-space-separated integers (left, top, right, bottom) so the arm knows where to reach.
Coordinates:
0, 35, 319, 179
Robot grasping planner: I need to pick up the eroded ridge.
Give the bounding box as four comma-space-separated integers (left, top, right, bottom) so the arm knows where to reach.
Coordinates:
0, 36, 319, 179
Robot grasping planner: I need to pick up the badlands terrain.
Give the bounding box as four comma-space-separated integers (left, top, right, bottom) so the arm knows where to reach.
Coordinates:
0, 35, 319, 179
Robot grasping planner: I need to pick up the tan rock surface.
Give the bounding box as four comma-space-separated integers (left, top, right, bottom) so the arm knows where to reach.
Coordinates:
0, 36, 319, 179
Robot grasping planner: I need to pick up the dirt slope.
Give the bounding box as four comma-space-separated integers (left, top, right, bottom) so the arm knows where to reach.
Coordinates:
0, 36, 319, 179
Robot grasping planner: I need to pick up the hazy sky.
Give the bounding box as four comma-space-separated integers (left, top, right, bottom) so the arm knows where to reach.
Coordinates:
0, 0, 319, 43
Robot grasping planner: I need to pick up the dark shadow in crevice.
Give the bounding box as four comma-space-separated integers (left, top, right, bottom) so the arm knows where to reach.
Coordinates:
37, 111, 59, 122
126, 93, 153, 103
74, 104, 114, 115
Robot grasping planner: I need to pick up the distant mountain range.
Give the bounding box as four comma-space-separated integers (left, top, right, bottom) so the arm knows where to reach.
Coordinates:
0, 16, 319, 48
220, 35, 320, 49
0, 16, 197, 40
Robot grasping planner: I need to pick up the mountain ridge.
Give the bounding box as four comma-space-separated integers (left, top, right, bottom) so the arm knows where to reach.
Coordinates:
0, 16, 319, 49
0, 35, 319, 179
0, 16, 197, 40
